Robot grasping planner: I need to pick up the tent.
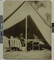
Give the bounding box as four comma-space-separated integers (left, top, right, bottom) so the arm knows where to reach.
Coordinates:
3, 1, 51, 49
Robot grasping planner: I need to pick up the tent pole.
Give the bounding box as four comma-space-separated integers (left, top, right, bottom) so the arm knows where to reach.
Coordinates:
25, 16, 27, 51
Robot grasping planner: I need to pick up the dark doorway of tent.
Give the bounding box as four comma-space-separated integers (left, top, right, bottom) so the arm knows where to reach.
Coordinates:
4, 15, 51, 52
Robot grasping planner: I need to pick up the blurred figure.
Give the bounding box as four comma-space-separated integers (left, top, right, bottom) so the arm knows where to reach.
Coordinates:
20, 33, 25, 47
20, 33, 26, 51
15, 37, 22, 51
33, 34, 40, 50
10, 36, 15, 50
33, 34, 39, 42
3, 36, 9, 52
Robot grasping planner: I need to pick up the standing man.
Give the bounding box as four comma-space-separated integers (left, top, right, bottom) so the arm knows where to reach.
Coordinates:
15, 37, 22, 51
10, 36, 14, 50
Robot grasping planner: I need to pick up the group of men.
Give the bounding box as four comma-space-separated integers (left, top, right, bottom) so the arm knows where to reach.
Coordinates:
8, 33, 25, 51
4, 33, 41, 51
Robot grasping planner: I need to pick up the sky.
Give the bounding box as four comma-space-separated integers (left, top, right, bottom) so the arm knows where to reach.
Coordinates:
0, 1, 3, 15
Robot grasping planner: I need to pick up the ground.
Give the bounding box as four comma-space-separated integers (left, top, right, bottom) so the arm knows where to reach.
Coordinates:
3, 49, 51, 59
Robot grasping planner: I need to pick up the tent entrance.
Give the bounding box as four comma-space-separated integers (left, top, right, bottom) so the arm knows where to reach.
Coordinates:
4, 15, 50, 51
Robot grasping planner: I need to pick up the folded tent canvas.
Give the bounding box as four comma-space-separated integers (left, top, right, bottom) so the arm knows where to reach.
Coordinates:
3, 1, 52, 59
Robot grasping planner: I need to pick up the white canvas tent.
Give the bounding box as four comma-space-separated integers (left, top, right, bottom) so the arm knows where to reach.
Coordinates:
3, 1, 51, 47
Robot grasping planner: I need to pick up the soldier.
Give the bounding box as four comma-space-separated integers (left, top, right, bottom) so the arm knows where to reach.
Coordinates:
10, 36, 15, 50
15, 37, 22, 51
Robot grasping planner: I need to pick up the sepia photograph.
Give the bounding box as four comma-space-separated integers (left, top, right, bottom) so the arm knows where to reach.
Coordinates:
3, 1, 52, 59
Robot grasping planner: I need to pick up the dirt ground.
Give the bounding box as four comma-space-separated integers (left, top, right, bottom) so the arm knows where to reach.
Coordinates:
3, 49, 51, 59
